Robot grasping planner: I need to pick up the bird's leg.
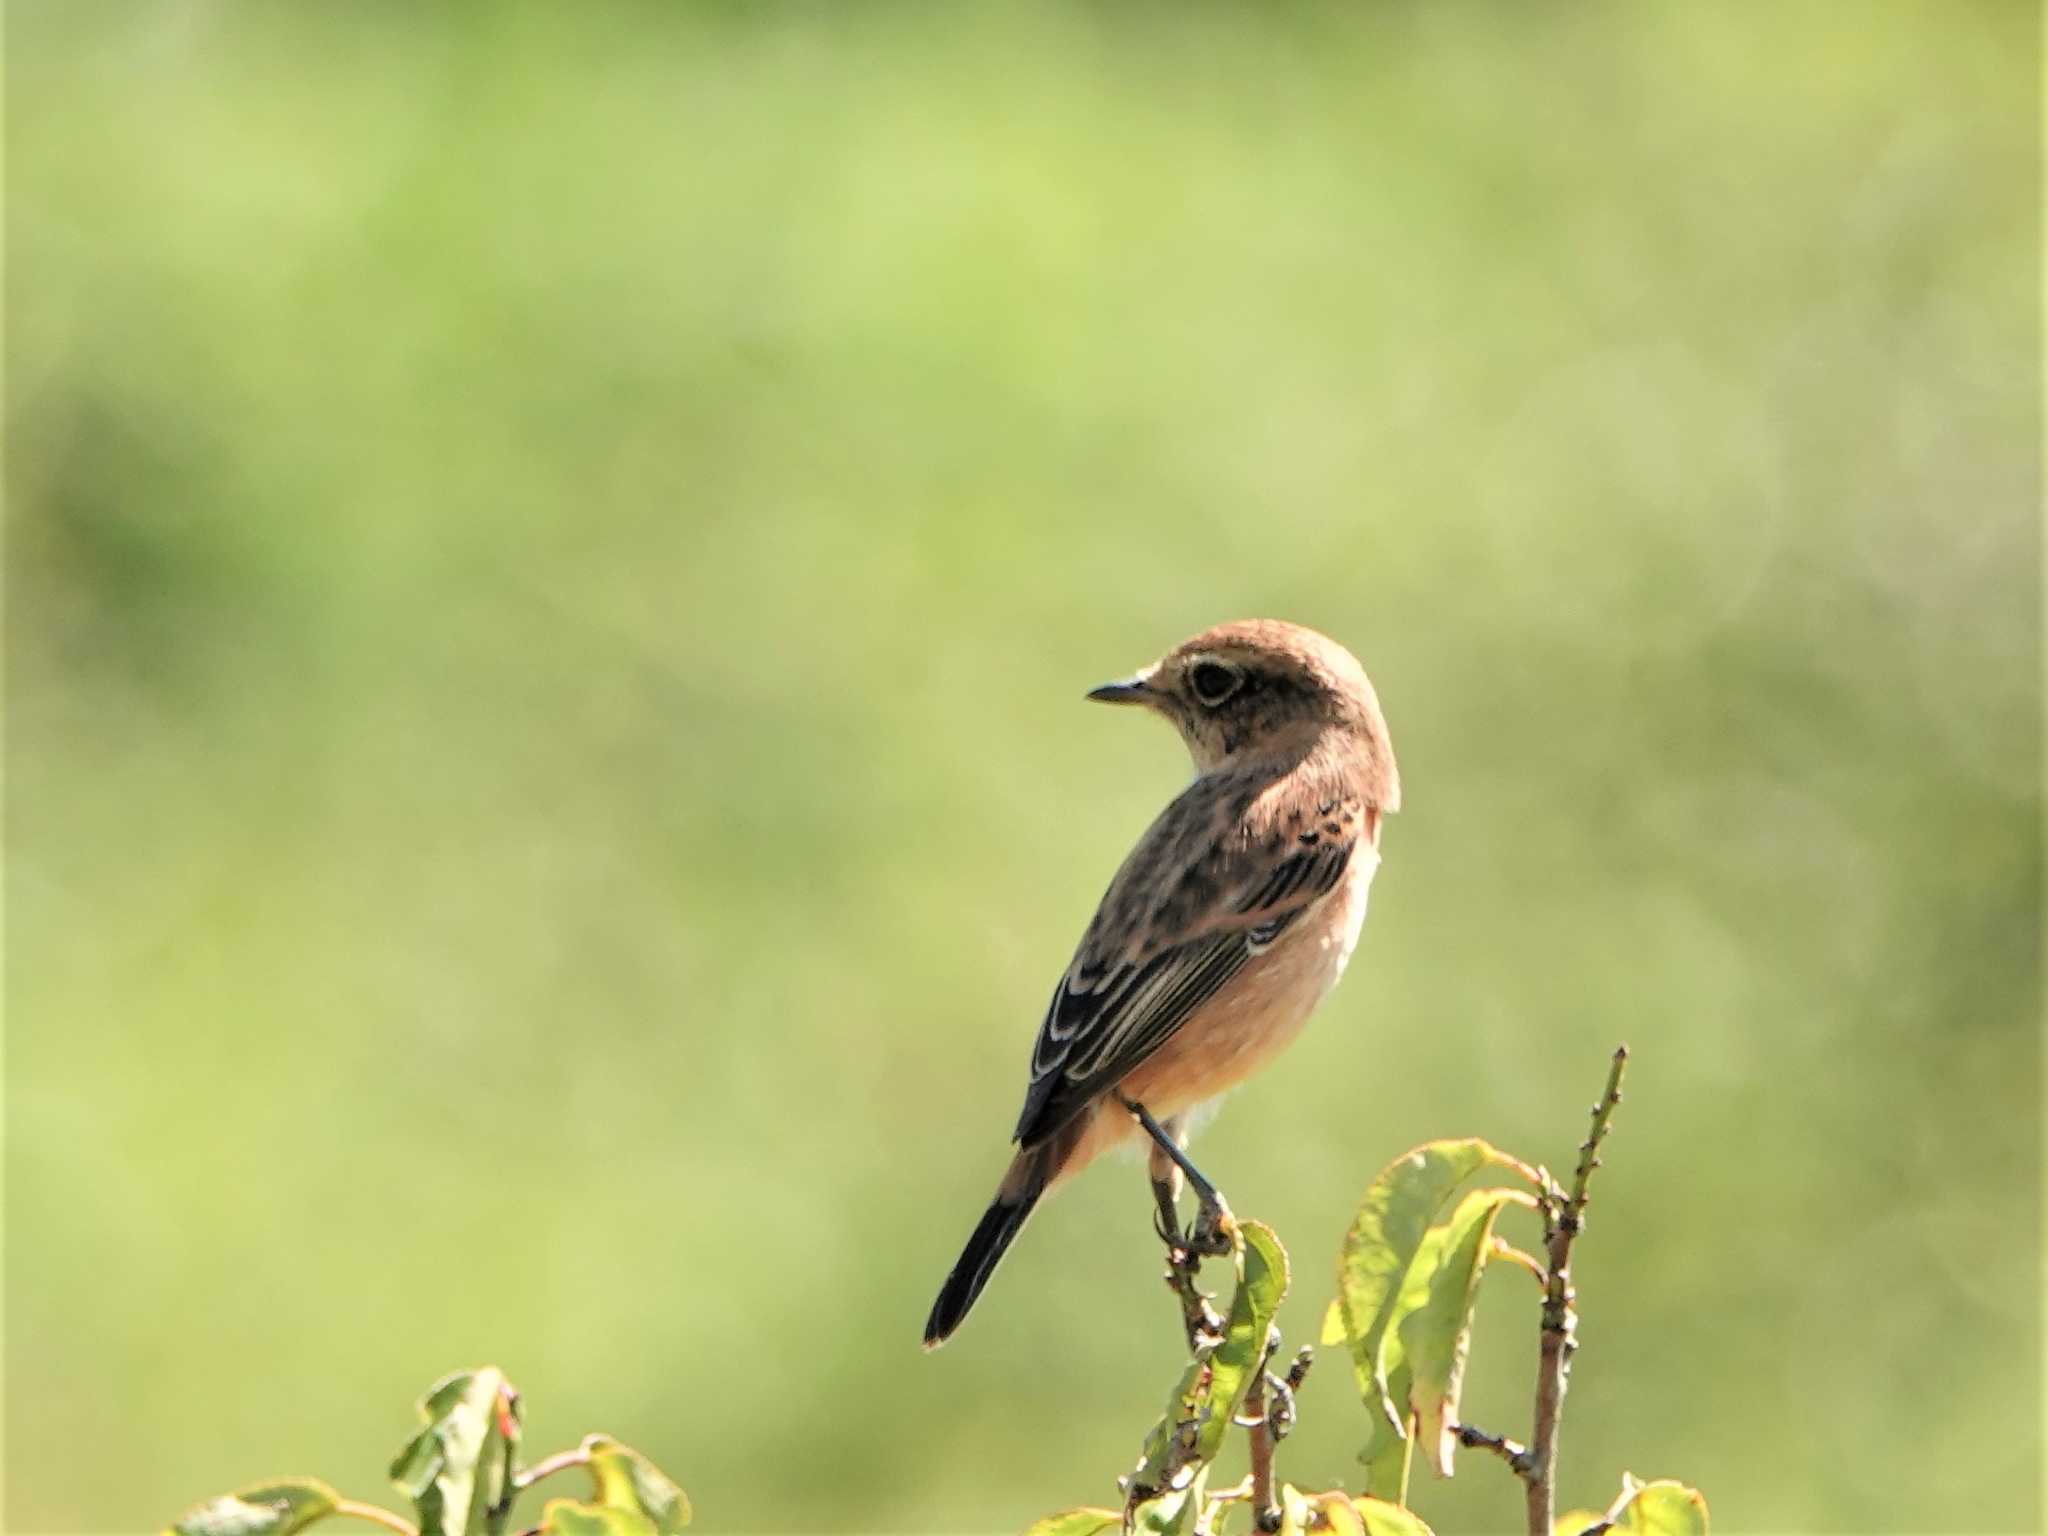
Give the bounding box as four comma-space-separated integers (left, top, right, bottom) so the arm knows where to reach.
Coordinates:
1119, 1094, 1235, 1252
1148, 1148, 1185, 1248
1145, 1116, 1223, 1349
1121, 1096, 1233, 1351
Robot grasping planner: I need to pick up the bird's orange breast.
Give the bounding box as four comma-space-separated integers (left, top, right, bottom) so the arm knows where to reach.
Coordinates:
1044, 847, 1379, 1188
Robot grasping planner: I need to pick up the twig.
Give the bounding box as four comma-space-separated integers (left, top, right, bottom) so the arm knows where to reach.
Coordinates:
1265, 1346, 1312, 1443
1525, 1045, 1628, 1536
332, 1502, 419, 1536
1567, 1475, 1645, 1536
1242, 1327, 1284, 1533
1489, 1237, 1549, 1286
1161, 1238, 1226, 1353
512, 1445, 591, 1491
1449, 1421, 1536, 1480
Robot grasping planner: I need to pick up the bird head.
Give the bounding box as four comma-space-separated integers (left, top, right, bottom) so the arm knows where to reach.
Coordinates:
1087, 619, 1399, 806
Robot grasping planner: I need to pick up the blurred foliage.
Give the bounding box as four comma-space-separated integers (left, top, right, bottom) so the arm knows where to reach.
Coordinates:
6, 0, 2038, 1532
167, 1116, 1702, 1536
1029, 1101, 1708, 1536
1124, 1221, 1289, 1516
167, 1370, 688, 1536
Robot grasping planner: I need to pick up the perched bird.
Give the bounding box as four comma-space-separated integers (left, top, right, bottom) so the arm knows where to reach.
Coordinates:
923, 619, 1399, 1348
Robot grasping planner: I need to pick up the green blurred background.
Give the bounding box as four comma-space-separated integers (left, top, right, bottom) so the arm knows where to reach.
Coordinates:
7, 3, 2039, 1532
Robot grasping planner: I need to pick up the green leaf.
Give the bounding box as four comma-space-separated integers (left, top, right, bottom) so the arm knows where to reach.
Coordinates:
1019, 1512, 1121, 1536
582, 1437, 691, 1534
1356, 1377, 1413, 1501
1277, 1483, 1315, 1536
1555, 1479, 1709, 1536
388, 1369, 522, 1536
1194, 1222, 1288, 1465
1125, 1223, 1290, 1501
1335, 1139, 1531, 1439
534, 1500, 653, 1536
1623, 1482, 1710, 1536
1269, 1490, 1435, 1536
1349, 1497, 1437, 1536
1399, 1187, 1536, 1478
1294, 1490, 1366, 1536
166, 1480, 342, 1536
1131, 1466, 1207, 1535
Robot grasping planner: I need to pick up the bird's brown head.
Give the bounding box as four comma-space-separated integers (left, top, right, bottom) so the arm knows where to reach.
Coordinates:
1087, 619, 1399, 807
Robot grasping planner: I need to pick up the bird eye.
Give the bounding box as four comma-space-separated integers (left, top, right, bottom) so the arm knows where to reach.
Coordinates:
1188, 660, 1242, 707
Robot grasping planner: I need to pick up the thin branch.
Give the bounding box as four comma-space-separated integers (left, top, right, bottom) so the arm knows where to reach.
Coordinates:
1525, 1045, 1628, 1536
1566, 1047, 1628, 1229
331, 1501, 419, 1536
1245, 1372, 1277, 1529
1161, 1238, 1226, 1354
1489, 1237, 1549, 1286
1567, 1476, 1645, 1536
1202, 1477, 1254, 1505
1449, 1422, 1536, 1481
512, 1445, 592, 1491
1242, 1327, 1285, 1533
1266, 1346, 1312, 1443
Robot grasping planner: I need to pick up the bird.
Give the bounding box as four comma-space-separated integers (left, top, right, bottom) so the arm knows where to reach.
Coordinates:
922, 619, 1400, 1348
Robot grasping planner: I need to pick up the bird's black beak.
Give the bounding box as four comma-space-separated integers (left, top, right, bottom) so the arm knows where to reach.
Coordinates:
1086, 674, 1154, 706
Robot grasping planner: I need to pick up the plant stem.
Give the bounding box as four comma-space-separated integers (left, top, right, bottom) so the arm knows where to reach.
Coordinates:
332, 1501, 419, 1536
1162, 1241, 1225, 1353
1450, 1421, 1535, 1478
1525, 1045, 1628, 1536
1490, 1238, 1550, 1286
513, 1445, 592, 1491
1245, 1363, 1279, 1532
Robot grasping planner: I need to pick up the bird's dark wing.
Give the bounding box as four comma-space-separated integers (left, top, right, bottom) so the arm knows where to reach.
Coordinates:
1012, 781, 1360, 1148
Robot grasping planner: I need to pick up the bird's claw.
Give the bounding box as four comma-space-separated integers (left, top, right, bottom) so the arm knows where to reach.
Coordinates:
1189, 1195, 1236, 1258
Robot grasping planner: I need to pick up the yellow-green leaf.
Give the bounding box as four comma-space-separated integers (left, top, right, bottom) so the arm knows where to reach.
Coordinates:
1278, 1483, 1315, 1536
535, 1500, 653, 1536
1276, 1491, 1435, 1536
1356, 1242, 1428, 1500
1555, 1480, 1709, 1536
1020, 1511, 1121, 1536
1623, 1482, 1709, 1536
1400, 1187, 1536, 1477
166, 1479, 341, 1536
1132, 1466, 1209, 1535
388, 1368, 522, 1536
1297, 1489, 1366, 1536
583, 1437, 690, 1534
1357, 1385, 1414, 1501
1350, 1497, 1436, 1536
1126, 1223, 1290, 1499
1335, 1140, 1530, 1435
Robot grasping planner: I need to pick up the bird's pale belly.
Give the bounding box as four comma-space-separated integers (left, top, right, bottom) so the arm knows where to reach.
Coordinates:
1045, 850, 1378, 1184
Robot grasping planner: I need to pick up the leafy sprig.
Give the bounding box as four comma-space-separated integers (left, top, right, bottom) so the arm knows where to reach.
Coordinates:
1029, 1046, 1704, 1536
167, 1371, 689, 1536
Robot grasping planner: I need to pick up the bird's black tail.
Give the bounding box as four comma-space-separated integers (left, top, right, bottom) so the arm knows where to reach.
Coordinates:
922, 1148, 1051, 1349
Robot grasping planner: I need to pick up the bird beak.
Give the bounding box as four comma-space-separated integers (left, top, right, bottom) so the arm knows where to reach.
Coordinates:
1086, 672, 1155, 706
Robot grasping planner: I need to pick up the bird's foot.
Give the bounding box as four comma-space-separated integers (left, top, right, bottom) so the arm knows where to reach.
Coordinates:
1154, 1204, 1229, 1350
1188, 1191, 1237, 1258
